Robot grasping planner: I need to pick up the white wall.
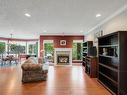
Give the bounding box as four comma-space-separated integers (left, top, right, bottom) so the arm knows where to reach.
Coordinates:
85, 8, 127, 45
102, 9, 127, 35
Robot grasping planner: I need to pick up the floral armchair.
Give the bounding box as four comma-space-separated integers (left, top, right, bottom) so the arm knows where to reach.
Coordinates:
21, 58, 48, 83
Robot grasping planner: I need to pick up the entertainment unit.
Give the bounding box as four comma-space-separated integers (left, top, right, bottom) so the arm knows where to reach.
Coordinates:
82, 41, 97, 78
85, 56, 97, 78
82, 41, 93, 66
98, 31, 127, 95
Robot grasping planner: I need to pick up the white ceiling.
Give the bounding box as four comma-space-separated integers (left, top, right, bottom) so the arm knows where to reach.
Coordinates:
0, 0, 127, 39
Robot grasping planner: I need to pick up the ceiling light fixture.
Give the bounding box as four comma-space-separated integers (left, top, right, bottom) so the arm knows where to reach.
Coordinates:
80, 30, 83, 33
43, 30, 47, 33
25, 13, 31, 17
96, 13, 101, 17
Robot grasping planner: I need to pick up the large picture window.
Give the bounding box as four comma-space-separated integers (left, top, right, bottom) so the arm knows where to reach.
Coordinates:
72, 41, 83, 60
9, 44, 26, 54
43, 40, 54, 63
0, 42, 6, 54
28, 42, 38, 56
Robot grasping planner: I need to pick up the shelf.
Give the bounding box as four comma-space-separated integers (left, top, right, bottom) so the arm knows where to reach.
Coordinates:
83, 52, 87, 53
83, 57, 86, 58
99, 72, 118, 85
85, 58, 91, 61
99, 44, 118, 47
83, 47, 87, 48
98, 79, 117, 95
99, 63, 118, 72
82, 41, 93, 67
99, 54, 118, 59
86, 63, 90, 66
83, 61, 86, 63
98, 31, 127, 95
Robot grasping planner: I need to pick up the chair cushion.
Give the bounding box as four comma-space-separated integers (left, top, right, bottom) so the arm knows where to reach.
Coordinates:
21, 58, 42, 71
28, 57, 38, 64
22, 63, 42, 71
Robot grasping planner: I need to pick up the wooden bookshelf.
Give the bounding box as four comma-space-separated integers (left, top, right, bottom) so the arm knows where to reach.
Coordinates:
99, 63, 118, 72
98, 31, 127, 95
82, 41, 93, 66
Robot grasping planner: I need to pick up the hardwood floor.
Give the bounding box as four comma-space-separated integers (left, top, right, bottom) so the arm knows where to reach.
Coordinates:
0, 65, 111, 95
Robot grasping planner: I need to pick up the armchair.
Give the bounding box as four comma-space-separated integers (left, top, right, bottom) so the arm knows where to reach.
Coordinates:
21, 59, 48, 83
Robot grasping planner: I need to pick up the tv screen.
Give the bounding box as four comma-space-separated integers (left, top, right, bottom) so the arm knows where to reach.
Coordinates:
88, 46, 97, 56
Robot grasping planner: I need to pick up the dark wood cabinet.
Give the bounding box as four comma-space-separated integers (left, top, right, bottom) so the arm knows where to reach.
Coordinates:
98, 31, 127, 95
82, 41, 97, 78
82, 41, 93, 66
85, 56, 97, 78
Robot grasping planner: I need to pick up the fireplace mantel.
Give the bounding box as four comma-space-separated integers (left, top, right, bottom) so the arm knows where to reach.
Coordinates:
54, 48, 72, 66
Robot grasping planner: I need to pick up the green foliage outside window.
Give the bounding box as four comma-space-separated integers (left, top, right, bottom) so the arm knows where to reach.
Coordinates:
35, 42, 38, 56
0, 42, 5, 54
29, 44, 33, 54
10, 44, 25, 54
72, 43, 77, 60
44, 43, 54, 56
72, 42, 83, 60
28, 42, 38, 56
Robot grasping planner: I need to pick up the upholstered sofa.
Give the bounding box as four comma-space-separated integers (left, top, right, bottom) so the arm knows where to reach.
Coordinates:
21, 58, 48, 83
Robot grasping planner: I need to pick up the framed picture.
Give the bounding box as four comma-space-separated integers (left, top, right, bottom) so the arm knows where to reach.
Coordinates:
60, 40, 66, 46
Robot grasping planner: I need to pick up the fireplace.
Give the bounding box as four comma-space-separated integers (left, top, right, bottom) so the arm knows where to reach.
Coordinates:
54, 48, 72, 66
57, 55, 69, 65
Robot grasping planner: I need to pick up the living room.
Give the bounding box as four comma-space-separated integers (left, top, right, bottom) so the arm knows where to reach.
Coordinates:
0, 0, 127, 95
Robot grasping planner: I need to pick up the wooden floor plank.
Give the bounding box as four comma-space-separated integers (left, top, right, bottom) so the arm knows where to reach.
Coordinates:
0, 65, 111, 95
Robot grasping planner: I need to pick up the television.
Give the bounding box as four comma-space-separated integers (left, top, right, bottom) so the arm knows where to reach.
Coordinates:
88, 46, 97, 56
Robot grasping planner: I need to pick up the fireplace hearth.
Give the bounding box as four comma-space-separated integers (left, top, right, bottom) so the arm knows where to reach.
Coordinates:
54, 48, 72, 66
57, 55, 69, 65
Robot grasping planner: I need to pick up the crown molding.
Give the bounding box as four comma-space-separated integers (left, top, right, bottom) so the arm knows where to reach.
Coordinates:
85, 4, 127, 36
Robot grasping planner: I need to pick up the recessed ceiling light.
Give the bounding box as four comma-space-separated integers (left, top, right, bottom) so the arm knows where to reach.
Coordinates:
25, 13, 31, 17
96, 14, 101, 17
80, 30, 83, 33
43, 30, 47, 33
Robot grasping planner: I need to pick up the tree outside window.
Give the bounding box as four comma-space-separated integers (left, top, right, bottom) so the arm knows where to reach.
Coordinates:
72, 42, 83, 60
9, 44, 25, 54
0, 42, 6, 60
28, 42, 38, 56
44, 43, 54, 62
0, 42, 5, 54
44, 43, 54, 56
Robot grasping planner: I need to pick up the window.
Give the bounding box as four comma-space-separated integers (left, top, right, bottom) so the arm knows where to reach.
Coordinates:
0, 42, 6, 54
43, 40, 54, 63
44, 43, 54, 56
28, 42, 38, 56
9, 44, 25, 54
72, 40, 83, 60
7, 41, 27, 56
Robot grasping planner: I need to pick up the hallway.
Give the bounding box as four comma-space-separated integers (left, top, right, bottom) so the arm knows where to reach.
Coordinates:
0, 65, 111, 95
